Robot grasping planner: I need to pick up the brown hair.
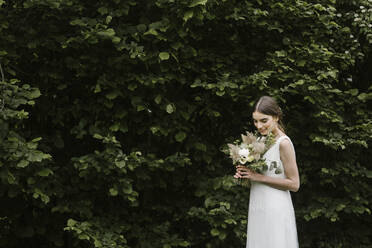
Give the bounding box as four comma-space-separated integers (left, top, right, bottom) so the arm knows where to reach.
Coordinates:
254, 96, 285, 132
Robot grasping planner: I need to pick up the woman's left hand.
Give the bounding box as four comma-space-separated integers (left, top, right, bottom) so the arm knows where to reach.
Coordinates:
235, 165, 263, 182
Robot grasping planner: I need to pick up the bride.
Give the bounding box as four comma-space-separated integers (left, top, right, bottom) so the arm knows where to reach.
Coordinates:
235, 96, 300, 248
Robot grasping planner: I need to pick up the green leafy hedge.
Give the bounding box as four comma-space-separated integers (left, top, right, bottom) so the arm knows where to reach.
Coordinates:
0, 0, 371, 247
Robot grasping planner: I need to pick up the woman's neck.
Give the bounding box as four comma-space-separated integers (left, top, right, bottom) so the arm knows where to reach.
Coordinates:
272, 128, 284, 140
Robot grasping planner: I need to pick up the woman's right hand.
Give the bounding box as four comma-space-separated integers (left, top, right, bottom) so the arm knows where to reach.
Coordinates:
234, 164, 243, 179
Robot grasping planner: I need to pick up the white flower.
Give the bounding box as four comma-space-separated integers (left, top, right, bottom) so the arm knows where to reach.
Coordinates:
238, 148, 255, 164
238, 148, 249, 164
239, 148, 250, 158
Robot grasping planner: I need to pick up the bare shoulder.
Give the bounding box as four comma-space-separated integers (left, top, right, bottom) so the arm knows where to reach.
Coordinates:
279, 137, 295, 154
279, 138, 291, 148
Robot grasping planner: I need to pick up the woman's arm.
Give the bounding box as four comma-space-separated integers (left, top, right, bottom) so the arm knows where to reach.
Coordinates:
235, 139, 300, 192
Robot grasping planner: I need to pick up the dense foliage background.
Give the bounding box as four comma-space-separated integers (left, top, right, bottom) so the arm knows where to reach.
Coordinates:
0, 0, 371, 247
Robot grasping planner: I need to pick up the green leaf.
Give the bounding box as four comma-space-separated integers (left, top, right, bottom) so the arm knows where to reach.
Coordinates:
123, 185, 133, 194
183, 10, 194, 22
70, 19, 86, 26
106, 16, 112, 24
154, 95, 162, 104
17, 160, 29, 168
189, 0, 208, 7
67, 219, 77, 227
219, 231, 227, 240
166, 104, 175, 114
109, 188, 118, 196
31, 137, 42, 142
348, 89, 359, 96
7, 172, 16, 184
144, 29, 158, 36
97, 28, 115, 37
136, 105, 146, 111
137, 24, 147, 32
296, 60, 306, 67
105, 91, 119, 100
275, 50, 286, 57
224, 219, 237, 224
195, 142, 207, 151
37, 168, 53, 177
93, 133, 103, 139
94, 84, 101, 93
28, 89, 41, 99
175, 132, 187, 142
210, 228, 219, 236
109, 123, 120, 131
358, 93, 372, 101
94, 240, 102, 247
115, 160, 126, 169
159, 52, 170, 60
112, 36, 121, 44
97, 7, 108, 15
180, 241, 190, 247
27, 151, 51, 162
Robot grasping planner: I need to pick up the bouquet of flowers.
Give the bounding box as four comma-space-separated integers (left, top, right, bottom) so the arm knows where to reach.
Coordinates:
227, 131, 279, 187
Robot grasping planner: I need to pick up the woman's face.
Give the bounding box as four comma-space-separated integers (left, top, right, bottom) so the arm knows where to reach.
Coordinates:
252, 111, 278, 136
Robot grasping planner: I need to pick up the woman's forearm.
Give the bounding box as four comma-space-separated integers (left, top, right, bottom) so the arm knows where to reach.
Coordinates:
255, 174, 300, 192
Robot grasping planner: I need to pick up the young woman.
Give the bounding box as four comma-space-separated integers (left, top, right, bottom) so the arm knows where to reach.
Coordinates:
234, 96, 300, 248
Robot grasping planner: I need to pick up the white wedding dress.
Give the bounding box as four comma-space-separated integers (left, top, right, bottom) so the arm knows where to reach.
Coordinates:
246, 135, 299, 248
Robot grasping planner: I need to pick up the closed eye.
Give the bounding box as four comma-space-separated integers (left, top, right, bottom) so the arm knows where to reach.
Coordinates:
253, 118, 268, 123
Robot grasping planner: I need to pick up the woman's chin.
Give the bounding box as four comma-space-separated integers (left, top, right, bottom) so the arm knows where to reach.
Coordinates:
259, 130, 268, 135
